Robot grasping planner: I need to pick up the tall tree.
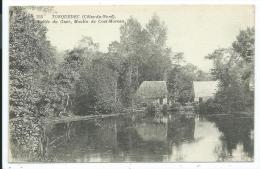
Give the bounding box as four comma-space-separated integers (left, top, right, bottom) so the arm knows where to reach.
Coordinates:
56, 37, 101, 115
117, 17, 144, 106
143, 15, 171, 81
114, 15, 172, 106
9, 7, 55, 159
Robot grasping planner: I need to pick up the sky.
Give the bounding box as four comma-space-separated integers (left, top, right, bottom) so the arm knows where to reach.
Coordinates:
35, 5, 254, 72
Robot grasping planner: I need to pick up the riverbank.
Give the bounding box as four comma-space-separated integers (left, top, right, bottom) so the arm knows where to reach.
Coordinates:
204, 111, 254, 118
45, 108, 146, 125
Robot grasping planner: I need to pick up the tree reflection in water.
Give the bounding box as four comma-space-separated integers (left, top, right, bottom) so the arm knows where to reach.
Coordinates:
45, 113, 253, 162
207, 115, 254, 161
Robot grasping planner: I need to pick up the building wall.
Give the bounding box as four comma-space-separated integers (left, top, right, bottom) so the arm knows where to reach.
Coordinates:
194, 96, 212, 103
151, 97, 168, 105
163, 98, 167, 104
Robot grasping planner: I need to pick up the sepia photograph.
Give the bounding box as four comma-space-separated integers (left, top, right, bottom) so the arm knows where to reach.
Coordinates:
5, 4, 256, 165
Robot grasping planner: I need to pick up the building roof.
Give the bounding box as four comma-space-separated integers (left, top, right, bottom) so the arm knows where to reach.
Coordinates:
193, 81, 218, 98
136, 81, 168, 99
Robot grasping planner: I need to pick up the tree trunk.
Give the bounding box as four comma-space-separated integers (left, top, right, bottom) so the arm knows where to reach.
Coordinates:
64, 94, 69, 114
115, 80, 117, 103
137, 66, 139, 85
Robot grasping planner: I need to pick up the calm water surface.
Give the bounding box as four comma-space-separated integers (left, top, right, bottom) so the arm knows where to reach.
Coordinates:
49, 113, 254, 162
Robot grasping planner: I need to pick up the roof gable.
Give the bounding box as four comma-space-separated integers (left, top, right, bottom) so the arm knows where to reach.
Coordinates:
193, 81, 218, 98
136, 81, 168, 99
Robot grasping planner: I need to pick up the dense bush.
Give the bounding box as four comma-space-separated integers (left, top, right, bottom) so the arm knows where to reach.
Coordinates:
198, 98, 223, 114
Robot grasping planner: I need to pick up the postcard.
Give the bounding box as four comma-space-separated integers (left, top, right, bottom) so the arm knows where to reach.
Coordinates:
2, 1, 259, 169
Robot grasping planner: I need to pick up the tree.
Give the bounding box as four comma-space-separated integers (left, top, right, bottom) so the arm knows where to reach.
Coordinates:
111, 15, 172, 107
118, 17, 144, 106
143, 15, 171, 81
53, 48, 86, 116
106, 41, 127, 105
55, 37, 101, 115
171, 52, 185, 65
9, 7, 55, 159
205, 27, 255, 113
167, 63, 211, 104
167, 66, 192, 104
232, 28, 254, 63
59, 36, 123, 115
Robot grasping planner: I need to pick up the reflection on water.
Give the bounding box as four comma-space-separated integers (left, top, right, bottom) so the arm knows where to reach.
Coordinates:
169, 118, 220, 162
49, 113, 254, 162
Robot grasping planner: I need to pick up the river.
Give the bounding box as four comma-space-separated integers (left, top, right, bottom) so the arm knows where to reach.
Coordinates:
46, 113, 253, 162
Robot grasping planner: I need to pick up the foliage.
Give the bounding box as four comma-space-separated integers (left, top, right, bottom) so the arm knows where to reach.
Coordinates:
108, 15, 172, 106
167, 63, 211, 104
53, 36, 123, 116
205, 27, 254, 113
73, 54, 121, 115
198, 98, 223, 114
9, 7, 55, 159
171, 52, 185, 65
232, 27, 254, 63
